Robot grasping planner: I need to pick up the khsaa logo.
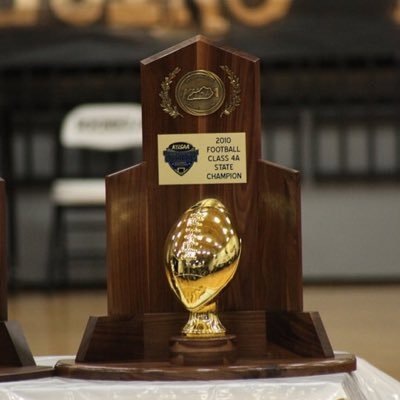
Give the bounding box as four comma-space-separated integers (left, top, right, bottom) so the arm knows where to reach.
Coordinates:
163, 142, 199, 176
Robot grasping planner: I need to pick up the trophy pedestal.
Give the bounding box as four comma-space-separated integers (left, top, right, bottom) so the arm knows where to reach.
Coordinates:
54, 310, 357, 380
0, 180, 54, 381
0, 365, 54, 382
0, 320, 54, 382
55, 353, 356, 381
170, 334, 237, 366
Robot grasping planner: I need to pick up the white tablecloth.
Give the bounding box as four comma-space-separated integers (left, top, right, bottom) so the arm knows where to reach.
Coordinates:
0, 356, 398, 400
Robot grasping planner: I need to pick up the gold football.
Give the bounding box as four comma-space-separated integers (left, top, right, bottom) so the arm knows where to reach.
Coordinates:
164, 198, 241, 313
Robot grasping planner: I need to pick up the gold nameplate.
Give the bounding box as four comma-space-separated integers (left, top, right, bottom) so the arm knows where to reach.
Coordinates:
158, 132, 247, 185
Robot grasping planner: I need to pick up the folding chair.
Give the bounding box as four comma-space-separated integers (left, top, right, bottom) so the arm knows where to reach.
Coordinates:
47, 103, 142, 287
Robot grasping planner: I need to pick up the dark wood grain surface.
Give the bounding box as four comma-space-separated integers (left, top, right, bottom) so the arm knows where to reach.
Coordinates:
56, 353, 356, 381
258, 161, 303, 311
266, 312, 334, 358
141, 36, 262, 313
75, 310, 334, 363
0, 179, 7, 321
0, 321, 35, 366
169, 334, 237, 366
106, 163, 149, 316
144, 311, 268, 360
0, 366, 54, 382
76, 315, 144, 363
109, 36, 284, 315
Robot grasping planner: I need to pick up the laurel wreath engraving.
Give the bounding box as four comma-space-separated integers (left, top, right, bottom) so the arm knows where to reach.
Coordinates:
159, 67, 183, 118
159, 66, 241, 118
219, 65, 241, 117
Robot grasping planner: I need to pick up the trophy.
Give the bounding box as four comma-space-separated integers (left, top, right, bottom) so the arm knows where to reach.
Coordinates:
56, 36, 356, 380
165, 198, 241, 365
0, 179, 53, 381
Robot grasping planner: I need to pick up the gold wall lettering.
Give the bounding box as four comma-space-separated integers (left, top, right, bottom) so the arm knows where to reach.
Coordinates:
108, 6, 158, 28
0, 0, 38, 27
0, 0, 293, 29
226, 0, 292, 27
393, 0, 400, 23
50, 0, 104, 26
193, 0, 229, 35
107, 0, 186, 29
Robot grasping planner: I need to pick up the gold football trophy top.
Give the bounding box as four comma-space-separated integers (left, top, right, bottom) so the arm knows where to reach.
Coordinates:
164, 198, 241, 337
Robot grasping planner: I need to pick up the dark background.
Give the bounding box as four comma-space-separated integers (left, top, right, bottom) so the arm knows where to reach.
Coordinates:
1, 0, 400, 287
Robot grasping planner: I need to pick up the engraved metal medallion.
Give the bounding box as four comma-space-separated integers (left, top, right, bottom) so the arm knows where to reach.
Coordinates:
175, 70, 225, 116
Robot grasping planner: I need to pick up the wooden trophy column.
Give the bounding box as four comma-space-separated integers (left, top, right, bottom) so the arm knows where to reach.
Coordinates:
56, 36, 355, 380
0, 178, 53, 381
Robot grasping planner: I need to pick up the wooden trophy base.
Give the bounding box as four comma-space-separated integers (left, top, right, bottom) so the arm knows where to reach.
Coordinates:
0, 321, 54, 381
170, 334, 237, 366
55, 353, 356, 381
54, 311, 356, 381
0, 366, 54, 382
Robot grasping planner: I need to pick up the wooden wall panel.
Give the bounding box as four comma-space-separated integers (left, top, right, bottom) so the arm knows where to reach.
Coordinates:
106, 163, 149, 316
107, 37, 302, 315
141, 36, 263, 312
258, 160, 303, 311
